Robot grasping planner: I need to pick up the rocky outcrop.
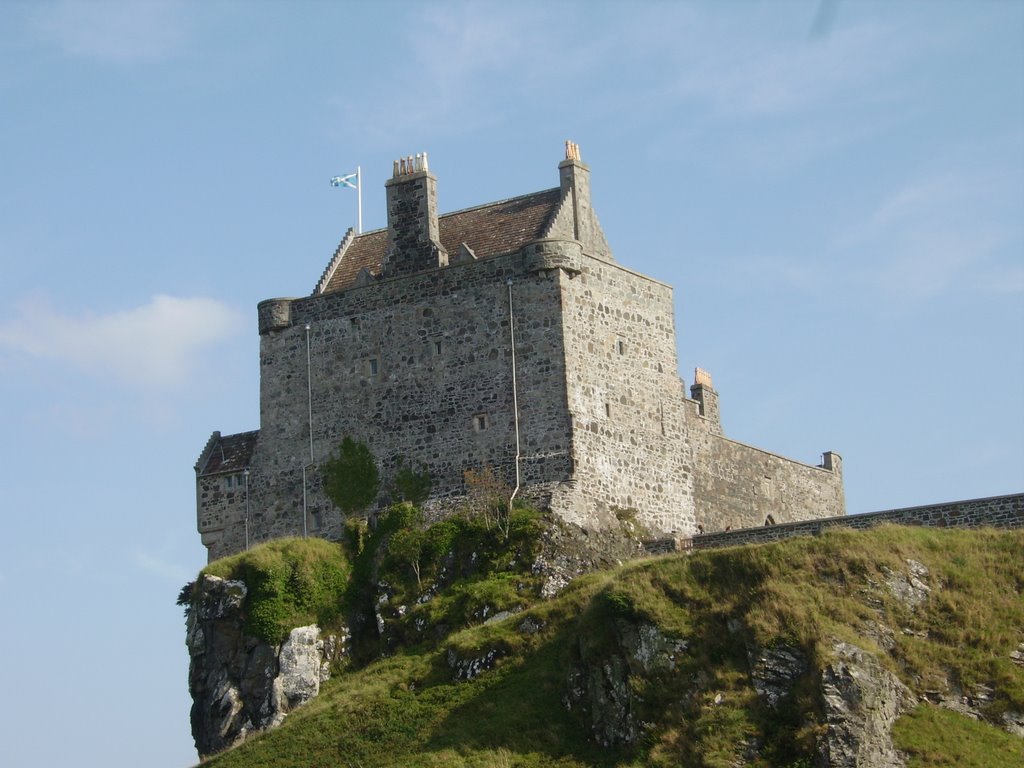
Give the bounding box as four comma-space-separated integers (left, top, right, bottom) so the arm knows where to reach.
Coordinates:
748, 643, 808, 709
186, 574, 347, 757
533, 520, 646, 598
818, 641, 917, 768
564, 619, 688, 746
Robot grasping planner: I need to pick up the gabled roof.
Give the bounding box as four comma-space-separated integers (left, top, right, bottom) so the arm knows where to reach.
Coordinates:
196, 430, 259, 476
318, 188, 562, 295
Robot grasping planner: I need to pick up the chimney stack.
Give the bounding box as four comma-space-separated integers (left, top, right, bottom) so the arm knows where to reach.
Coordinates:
554, 140, 614, 262
382, 151, 448, 278
690, 367, 722, 434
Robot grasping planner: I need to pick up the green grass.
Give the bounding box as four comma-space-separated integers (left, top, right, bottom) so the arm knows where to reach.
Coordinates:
200, 537, 350, 644
195, 526, 1024, 767
893, 704, 1024, 768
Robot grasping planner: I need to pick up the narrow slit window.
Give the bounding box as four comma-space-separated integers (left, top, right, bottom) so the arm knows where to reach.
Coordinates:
433, 340, 442, 355
617, 340, 627, 355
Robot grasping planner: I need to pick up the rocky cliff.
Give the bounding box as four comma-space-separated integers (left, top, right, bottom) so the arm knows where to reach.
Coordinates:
186, 574, 348, 756
188, 524, 1024, 767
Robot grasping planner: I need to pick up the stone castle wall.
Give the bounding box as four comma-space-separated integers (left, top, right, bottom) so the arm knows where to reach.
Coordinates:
556, 256, 697, 533
197, 150, 845, 562
643, 493, 1024, 554
689, 436, 844, 533
201, 249, 577, 560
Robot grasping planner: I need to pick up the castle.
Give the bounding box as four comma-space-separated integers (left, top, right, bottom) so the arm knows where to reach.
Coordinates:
194, 143, 845, 562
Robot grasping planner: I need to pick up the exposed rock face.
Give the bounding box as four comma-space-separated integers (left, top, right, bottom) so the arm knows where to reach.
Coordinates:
564, 619, 688, 746
748, 644, 808, 709
186, 575, 347, 758
533, 520, 646, 598
818, 641, 916, 768
882, 559, 931, 609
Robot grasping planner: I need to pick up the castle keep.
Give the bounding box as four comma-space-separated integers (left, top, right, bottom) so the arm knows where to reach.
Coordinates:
195, 144, 845, 562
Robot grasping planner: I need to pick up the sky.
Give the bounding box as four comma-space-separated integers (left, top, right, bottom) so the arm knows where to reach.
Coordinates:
0, 1, 1020, 765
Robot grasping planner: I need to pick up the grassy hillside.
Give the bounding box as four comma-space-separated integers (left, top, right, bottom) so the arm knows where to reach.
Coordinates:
196, 526, 1024, 767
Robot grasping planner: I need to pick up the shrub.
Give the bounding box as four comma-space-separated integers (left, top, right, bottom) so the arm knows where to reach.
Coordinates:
322, 437, 380, 517
202, 538, 350, 644
391, 457, 433, 506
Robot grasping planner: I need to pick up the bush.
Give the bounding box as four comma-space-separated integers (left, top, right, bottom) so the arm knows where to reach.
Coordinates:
202, 538, 350, 644
322, 437, 380, 517
391, 457, 433, 506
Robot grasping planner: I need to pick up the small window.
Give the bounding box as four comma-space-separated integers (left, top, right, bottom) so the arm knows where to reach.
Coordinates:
433, 340, 442, 356
604, 402, 612, 418
368, 357, 379, 376
617, 340, 627, 355
473, 413, 488, 431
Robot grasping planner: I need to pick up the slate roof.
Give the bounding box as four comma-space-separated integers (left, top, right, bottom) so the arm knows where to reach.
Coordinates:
197, 430, 259, 476
319, 187, 562, 294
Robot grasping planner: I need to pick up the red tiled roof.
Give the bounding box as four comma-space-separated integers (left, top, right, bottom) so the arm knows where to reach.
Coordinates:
198, 430, 259, 476
319, 188, 561, 294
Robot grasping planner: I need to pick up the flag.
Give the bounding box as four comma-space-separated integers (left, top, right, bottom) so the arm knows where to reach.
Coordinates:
330, 172, 358, 189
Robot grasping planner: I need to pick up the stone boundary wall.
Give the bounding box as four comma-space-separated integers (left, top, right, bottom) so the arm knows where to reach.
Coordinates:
644, 493, 1024, 555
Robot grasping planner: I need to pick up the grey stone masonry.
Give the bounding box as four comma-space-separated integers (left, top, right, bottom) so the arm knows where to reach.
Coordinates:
643, 493, 1024, 554
195, 145, 845, 562
383, 153, 447, 278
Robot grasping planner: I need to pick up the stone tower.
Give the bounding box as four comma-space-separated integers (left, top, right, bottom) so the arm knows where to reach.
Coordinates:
195, 143, 844, 562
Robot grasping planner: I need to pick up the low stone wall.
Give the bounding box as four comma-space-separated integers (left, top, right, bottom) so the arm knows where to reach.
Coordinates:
644, 493, 1023, 554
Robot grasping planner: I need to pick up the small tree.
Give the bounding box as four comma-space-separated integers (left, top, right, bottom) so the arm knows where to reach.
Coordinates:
391, 457, 433, 506
389, 523, 427, 590
463, 465, 513, 539
322, 437, 380, 518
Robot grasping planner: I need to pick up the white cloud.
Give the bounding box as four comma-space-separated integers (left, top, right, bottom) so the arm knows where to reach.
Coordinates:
0, 295, 243, 390
32, 0, 190, 62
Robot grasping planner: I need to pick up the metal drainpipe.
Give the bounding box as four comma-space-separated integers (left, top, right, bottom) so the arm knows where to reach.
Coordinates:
507, 280, 522, 513
303, 323, 314, 538
244, 467, 251, 550
305, 324, 314, 463
301, 464, 310, 538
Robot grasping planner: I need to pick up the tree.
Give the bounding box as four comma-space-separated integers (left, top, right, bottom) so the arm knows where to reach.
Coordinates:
322, 437, 380, 518
391, 457, 433, 506
389, 523, 427, 590
463, 465, 513, 540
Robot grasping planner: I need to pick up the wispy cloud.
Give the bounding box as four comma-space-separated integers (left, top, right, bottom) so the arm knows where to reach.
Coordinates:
131, 549, 190, 584
0, 295, 243, 390
332, 3, 551, 145
731, 159, 1022, 306
664, 19, 897, 120
32, 0, 191, 62
841, 168, 1021, 299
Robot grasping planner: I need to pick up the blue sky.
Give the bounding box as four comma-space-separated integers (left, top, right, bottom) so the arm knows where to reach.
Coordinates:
0, 1, 1020, 765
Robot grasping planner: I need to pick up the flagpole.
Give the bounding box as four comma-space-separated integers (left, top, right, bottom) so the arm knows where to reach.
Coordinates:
357, 166, 362, 234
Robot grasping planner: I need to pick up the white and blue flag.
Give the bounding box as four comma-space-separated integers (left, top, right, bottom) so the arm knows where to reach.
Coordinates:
330, 167, 363, 233
330, 172, 358, 189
